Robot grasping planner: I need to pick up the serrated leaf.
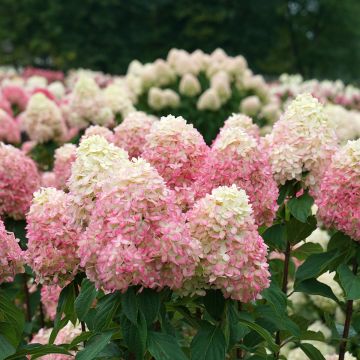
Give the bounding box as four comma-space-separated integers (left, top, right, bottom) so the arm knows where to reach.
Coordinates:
138, 288, 161, 325
75, 331, 113, 360
0, 334, 15, 360
203, 289, 225, 320
191, 321, 226, 360
299, 343, 325, 360
287, 193, 314, 223
286, 216, 317, 245
121, 287, 139, 324
93, 292, 121, 331
337, 263, 360, 300
262, 224, 287, 251
148, 331, 188, 360
294, 279, 338, 302
75, 279, 97, 321
292, 242, 323, 260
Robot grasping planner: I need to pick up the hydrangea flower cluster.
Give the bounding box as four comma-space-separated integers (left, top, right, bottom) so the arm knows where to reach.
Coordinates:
81, 125, 114, 143
316, 139, 360, 240
195, 127, 278, 226
0, 143, 40, 219
67, 76, 114, 129
53, 144, 77, 190
40, 284, 62, 320
26, 188, 80, 285
68, 135, 129, 225
22, 93, 67, 143
31, 322, 82, 360
142, 115, 208, 209
78, 158, 201, 291
103, 83, 136, 119
0, 219, 24, 283
220, 113, 260, 138
1, 84, 29, 112
183, 185, 270, 302
113, 111, 157, 157
263, 93, 338, 190
0, 109, 20, 143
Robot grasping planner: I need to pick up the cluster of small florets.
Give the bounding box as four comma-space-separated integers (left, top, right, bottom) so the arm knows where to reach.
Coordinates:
53, 144, 77, 190
1, 84, 29, 112
0, 143, 40, 219
67, 135, 129, 225
316, 139, 360, 240
26, 188, 80, 285
0, 109, 20, 143
22, 93, 67, 143
40, 284, 62, 320
31, 322, 82, 360
183, 185, 270, 302
67, 76, 114, 129
263, 93, 338, 191
142, 115, 209, 209
81, 125, 114, 143
0, 219, 24, 283
78, 157, 201, 291
113, 111, 157, 157
220, 113, 260, 138
195, 127, 278, 226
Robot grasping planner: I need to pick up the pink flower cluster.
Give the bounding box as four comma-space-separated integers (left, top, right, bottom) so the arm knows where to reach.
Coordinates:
40, 284, 62, 320
195, 126, 278, 226
316, 139, 360, 241
78, 158, 201, 291
142, 115, 209, 209
263, 93, 337, 191
0, 143, 40, 219
2, 85, 29, 112
113, 111, 157, 158
0, 109, 20, 143
220, 113, 260, 139
183, 185, 270, 302
26, 188, 80, 285
31, 322, 82, 360
53, 144, 77, 190
0, 219, 24, 283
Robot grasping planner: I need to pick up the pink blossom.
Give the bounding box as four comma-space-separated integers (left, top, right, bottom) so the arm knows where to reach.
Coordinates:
26, 188, 80, 285
316, 140, 360, 241
41, 285, 62, 320
113, 111, 157, 158
183, 185, 270, 302
0, 109, 20, 143
78, 158, 201, 291
0, 143, 40, 219
81, 125, 114, 143
142, 115, 209, 209
0, 219, 24, 283
195, 127, 278, 226
2, 85, 29, 111
53, 144, 77, 190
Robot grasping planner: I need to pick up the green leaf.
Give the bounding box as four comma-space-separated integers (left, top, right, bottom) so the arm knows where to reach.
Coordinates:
93, 292, 121, 331
337, 264, 360, 300
295, 249, 339, 283
121, 287, 139, 324
0, 292, 25, 346
262, 224, 287, 251
286, 216, 317, 245
225, 301, 249, 350
121, 312, 147, 360
191, 321, 226, 360
75, 331, 113, 360
294, 279, 338, 302
7, 344, 70, 360
138, 288, 161, 325
148, 332, 188, 360
287, 193, 314, 223
203, 289, 225, 320
299, 343, 325, 360
262, 283, 287, 316
292, 242, 323, 260
50, 282, 76, 344
237, 316, 279, 353
277, 180, 296, 205
300, 330, 325, 342
0, 334, 15, 360
75, 279, 97, 321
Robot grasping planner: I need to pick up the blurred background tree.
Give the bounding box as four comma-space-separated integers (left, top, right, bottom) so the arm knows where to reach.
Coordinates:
0, 0, 359, 82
